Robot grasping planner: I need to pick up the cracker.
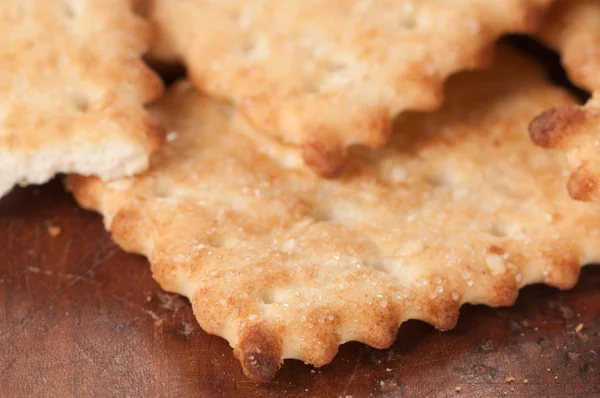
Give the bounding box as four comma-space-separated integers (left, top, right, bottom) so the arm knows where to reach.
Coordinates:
143, 0, 552, 176
67, 48, 600, 381
530, 0, 600, 202
530, 96, 600, 202
0, 0, 165, 199
536, 0, 600, 92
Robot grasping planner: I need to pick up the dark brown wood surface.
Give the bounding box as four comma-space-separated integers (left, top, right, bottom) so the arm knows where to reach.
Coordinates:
0, 180, 599, 397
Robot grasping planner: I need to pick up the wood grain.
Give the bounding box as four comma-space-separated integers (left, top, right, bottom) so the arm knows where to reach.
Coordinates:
0, 180, 599, 397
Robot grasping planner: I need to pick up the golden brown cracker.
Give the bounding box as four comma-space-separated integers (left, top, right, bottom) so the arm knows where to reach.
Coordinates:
530, 96, 600, 202
68, 48, 600, 381
144, 0, 552, 176
537, 0, 600, 92
530, 0, 600, 203
0, 0, 165, 198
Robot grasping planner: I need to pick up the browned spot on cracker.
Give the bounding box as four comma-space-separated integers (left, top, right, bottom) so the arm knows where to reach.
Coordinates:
302, 136, 346, 178
529, 106, 587, 149
567, 165, 599, 201
424, 298, 461, 331
235, 324, 283, 382
488, 245, 505, 255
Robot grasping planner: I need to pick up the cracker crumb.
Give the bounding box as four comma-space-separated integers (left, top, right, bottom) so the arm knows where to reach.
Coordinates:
146, 295, 152, 302
455, 386, 461, 392
311, 370, 316, 374
575, 323, 584, 332
505, 376, 514, 383
47, 225, 61, 237
386, 368, 392, 372
523, 379, 528, 384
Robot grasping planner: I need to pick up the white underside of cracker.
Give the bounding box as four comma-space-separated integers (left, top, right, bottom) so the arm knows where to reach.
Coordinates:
0, 142, 149, 198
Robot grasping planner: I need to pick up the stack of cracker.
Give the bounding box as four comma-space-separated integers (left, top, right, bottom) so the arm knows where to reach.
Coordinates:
2, 0, 599, 382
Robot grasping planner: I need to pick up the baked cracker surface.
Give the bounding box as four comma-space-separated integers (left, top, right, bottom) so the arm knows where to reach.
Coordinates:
530, 96, 600, 202
530, 0, 600, 203
536, 0, 600, 92
0, 0, 165, 199
68, 48, 600, 381
144, 0, 552, 176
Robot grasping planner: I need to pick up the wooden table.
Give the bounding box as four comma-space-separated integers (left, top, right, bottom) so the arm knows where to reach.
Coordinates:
1, 181, 599, 397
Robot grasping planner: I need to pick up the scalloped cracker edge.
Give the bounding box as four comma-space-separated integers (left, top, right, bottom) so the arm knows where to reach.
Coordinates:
530, 0, 600, 203
67, 48, 600, 381
530, 95, 600, 202
536, 0, 600, 92
0, 0, 165, 199
143, 0, 552, 176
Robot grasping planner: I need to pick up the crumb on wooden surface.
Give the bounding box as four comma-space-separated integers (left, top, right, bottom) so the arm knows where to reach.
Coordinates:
575, 323, 584, 332
47, 225, 61, 237
505, 376, 515, 383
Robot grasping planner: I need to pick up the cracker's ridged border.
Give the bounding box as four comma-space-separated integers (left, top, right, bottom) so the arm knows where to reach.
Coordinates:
530, 0, 600, 203
536, 0, 600, 92
67, 173, 591, 381
65, 47, 600, 381
144, 0, 553, 177
529, 99, 600, 202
